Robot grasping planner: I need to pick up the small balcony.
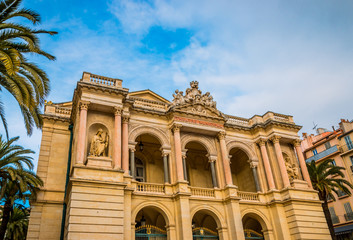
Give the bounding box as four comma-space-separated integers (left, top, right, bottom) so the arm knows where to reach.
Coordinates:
344, 212, 353, 221
331, 215, 340, 224
305, 145, 339, 163
339, 143, 353, 155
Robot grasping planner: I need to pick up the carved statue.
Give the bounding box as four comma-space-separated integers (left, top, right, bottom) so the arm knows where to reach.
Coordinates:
89, 128, 109, 157
285, 157, 298, 180
172, 90, 185, 105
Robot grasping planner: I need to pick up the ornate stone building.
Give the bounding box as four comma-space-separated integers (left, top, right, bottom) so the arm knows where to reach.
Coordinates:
27, 72, 330, 240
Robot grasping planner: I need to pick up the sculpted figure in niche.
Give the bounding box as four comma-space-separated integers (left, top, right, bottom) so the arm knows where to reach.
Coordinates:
285, 157, 298, 180
89, 128, 109, 157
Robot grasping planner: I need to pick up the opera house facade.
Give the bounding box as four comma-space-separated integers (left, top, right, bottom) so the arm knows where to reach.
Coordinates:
27, 72, 330, 239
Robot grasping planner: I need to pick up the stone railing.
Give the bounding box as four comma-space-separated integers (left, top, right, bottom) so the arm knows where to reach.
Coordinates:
55, 106, 71, 116
273, 113, 291, 123
81, 72, 122, 88
225, 115, 250, 127
130, 97, 169, 112
136, 182, 165, 194
44, 104, 71, 118
238, 191, 259, 201
190, 187, 215, 198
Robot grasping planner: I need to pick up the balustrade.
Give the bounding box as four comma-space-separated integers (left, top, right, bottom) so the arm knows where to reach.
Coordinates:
238, 191, 259, 201
136, 182, 165, 194
190, 187, 215, 198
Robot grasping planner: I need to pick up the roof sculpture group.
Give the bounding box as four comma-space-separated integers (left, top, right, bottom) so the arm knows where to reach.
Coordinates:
172, 81, 217, 109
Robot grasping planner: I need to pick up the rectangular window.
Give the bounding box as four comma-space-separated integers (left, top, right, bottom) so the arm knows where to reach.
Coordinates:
331, 160, 336, 166
329, 207, 340, 224
344, 202, 353, 213
313, 149, 318, 155
350, 156, 353, 165
338, 190, 347, 197
325, 142, 331, 150
344, 202, 353, 221
345, 136, 353, 150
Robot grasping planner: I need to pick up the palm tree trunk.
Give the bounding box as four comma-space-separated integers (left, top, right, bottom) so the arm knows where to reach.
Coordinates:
0, 199, 11, 240
322, 200, 337, 240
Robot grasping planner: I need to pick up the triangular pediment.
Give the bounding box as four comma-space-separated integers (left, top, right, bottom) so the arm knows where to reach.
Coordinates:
128, 90, 170, 104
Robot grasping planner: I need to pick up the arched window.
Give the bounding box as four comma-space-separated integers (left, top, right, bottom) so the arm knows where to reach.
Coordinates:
135, 158, 145, 182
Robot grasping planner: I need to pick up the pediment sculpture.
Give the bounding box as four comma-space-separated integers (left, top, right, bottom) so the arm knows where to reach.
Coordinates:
172, 81, 217, 109
285, 157, 298, 181
89, 128, 109, 157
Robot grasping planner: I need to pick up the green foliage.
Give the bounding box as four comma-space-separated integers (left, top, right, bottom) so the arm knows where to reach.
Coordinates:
0, 135, 42, 240
3, 206, 29, 240
306, 159, 353, 201
0, 0, 57, 137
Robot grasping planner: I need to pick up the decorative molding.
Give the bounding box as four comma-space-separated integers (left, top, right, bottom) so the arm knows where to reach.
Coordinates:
256, 138, 267, 146
173, 116, 224, 129
226, 140, 257, 160
113, 106, 123, 115
171, 123, 182, 133
129, 125, 171, 148
292, 139, 301, 147
180, 134, 217, 155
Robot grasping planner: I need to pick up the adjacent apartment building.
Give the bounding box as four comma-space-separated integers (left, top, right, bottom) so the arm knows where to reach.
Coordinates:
27, 72, 331, 240
302, 119, 353, 240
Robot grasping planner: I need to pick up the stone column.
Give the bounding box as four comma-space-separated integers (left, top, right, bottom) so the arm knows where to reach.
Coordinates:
182, 151, 188, 182
113, 106, 122, 169
218, 131, 233, 186
293, 139, 313, 188
257, 139, 276, 190
76, 101, 89, 165
161, 149, 170, 184
129, 147, 135, 179
172, 124, 184, 182
122, 115, 129, 173
249, 161, 261, 192
271, 136, 290, 188
208, 155, 218, 188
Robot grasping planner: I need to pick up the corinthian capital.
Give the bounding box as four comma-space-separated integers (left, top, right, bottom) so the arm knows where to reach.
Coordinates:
292, 139, 301, 147
79, 101, 90, 110
270, 135, 281, 144
171, 124, 182, 133
113, 106, 123, 116
218, 131, 226, 140
256, 138, 267, 146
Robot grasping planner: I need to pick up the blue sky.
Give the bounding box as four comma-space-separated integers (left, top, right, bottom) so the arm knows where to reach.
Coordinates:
2, 0, 353, 169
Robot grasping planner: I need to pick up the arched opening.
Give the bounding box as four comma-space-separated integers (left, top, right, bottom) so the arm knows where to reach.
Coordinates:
133, 133, 165, 183
135, 206, 168, 239
185, 141, 213, 188
230, 148, 256, 192
192, 210, 219, 239
242, 214, 265, 240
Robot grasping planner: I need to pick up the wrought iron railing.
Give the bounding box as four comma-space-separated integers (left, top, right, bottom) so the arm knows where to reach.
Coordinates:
305, 145, 339, 162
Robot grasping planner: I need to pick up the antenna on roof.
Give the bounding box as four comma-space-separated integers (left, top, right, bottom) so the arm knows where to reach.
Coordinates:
312, 122, 318, 132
